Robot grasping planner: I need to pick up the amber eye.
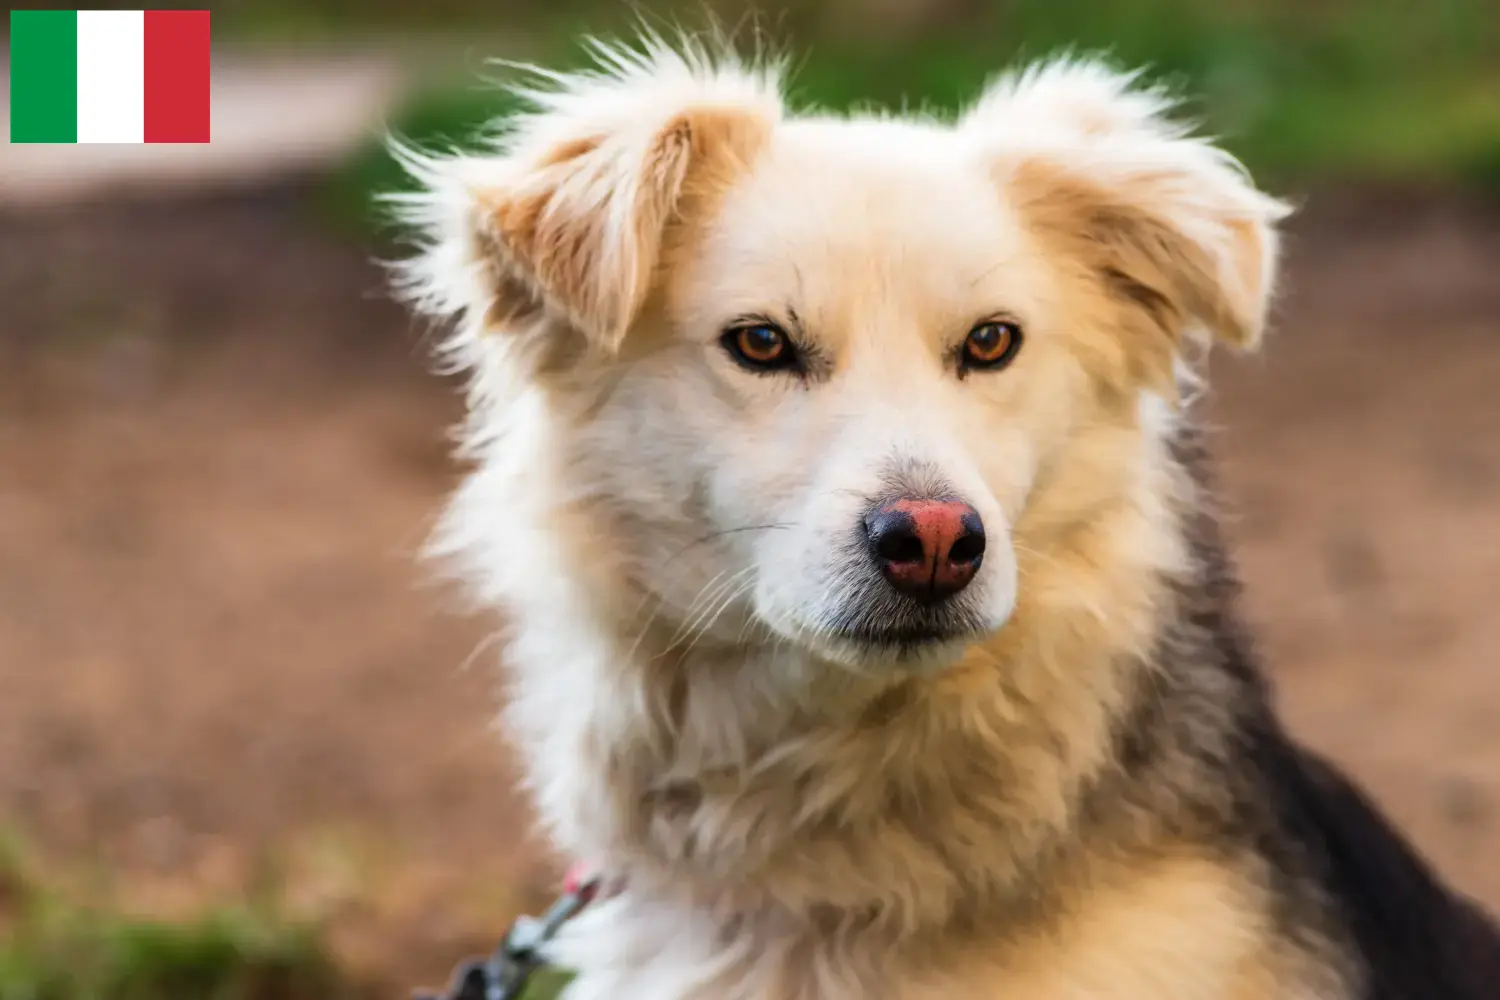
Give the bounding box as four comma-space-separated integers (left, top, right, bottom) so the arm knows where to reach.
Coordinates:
961, 321, 1023, 372
722, 322, 798, 372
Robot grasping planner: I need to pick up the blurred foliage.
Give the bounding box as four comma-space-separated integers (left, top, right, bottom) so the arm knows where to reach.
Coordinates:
0, 831, 580, 1000
306, 0, 1500, 241
0, 834, 361, 1000
523, 966, 577, 1000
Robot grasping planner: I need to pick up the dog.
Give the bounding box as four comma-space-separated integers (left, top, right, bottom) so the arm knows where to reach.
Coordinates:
391, 36, 1500, 1000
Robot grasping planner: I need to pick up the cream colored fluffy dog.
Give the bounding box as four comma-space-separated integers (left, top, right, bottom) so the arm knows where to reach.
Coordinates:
393, 37, 1500, 1000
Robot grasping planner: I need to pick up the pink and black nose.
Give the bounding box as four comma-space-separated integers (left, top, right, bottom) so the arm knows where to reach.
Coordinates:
864, 498, 985, 603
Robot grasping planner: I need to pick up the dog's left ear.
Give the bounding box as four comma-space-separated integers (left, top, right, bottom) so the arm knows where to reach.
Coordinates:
963, 60, 1290, 376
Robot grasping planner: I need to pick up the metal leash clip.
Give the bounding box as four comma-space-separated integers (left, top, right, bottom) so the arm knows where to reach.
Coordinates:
413, 871, 602, 1000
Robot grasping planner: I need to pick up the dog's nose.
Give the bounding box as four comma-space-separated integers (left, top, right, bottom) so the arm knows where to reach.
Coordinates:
864, 498, 985, 602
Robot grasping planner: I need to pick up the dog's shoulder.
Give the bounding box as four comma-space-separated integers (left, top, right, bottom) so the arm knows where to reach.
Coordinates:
1168, 435, 1498, 995
1253, 727, 1500, 999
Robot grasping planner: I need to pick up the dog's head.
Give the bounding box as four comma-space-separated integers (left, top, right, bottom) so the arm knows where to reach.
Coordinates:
398, 43, 1287, 679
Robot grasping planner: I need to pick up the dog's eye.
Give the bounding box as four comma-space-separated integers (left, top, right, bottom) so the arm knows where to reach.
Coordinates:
722, 323, 798, 372
961, 321, 1023, 372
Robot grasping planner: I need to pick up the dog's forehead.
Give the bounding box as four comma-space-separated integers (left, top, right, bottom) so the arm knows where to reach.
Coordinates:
722, 117, 1020, 254
682, 116, 1038, 330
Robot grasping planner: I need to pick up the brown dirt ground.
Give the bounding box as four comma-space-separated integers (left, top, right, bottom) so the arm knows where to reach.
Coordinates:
1, 180, 1497, 987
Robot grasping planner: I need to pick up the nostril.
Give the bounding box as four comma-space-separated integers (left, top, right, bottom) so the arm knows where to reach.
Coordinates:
865, 511, 926, 565
947, 530, 986, 565
874, 530, 925, 565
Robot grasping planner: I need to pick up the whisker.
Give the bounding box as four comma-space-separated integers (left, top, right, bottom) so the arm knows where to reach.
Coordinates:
665, 565, 757, 651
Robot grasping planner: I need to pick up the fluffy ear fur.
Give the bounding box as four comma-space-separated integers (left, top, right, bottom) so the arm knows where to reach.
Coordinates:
392, 41, 782, 353
964, 59, 1290, 385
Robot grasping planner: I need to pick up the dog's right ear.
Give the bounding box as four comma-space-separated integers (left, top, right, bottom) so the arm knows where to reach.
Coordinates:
394, 43, 781, 354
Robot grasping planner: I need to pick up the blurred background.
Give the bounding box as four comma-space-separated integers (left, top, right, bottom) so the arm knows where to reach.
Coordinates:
1, 0, 1498, 996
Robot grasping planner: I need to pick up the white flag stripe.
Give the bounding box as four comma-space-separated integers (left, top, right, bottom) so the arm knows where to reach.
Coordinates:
76, 10, 146, 144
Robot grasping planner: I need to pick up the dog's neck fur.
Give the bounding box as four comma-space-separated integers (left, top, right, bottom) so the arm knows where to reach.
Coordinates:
453, 382, 1254, 948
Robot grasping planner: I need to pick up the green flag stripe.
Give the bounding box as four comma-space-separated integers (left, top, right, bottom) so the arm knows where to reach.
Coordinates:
10, 10, 79, 143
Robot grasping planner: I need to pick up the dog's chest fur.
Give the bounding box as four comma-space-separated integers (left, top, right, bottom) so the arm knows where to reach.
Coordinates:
556, 852, 1323, 1000
538, 646, 1346, 1000
918, 857, 1288, 1000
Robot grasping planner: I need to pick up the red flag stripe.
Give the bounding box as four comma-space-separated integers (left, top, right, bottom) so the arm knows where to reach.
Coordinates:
143, 10, 211, 143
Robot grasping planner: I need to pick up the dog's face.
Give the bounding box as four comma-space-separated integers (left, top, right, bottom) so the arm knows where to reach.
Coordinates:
403, 49, 1285, 676
611, 125, 1059, 670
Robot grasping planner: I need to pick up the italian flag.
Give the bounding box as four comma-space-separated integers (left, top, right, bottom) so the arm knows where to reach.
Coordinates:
9, 9, 211, 144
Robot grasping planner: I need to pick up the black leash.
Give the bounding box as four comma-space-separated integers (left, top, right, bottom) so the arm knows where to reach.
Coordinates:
413, 871, 602, 1000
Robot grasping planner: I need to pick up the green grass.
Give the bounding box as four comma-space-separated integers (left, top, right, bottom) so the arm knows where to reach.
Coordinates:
318, 0, 1500, 243
0, 833, 583, 1000
0, 836, 359, 1000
